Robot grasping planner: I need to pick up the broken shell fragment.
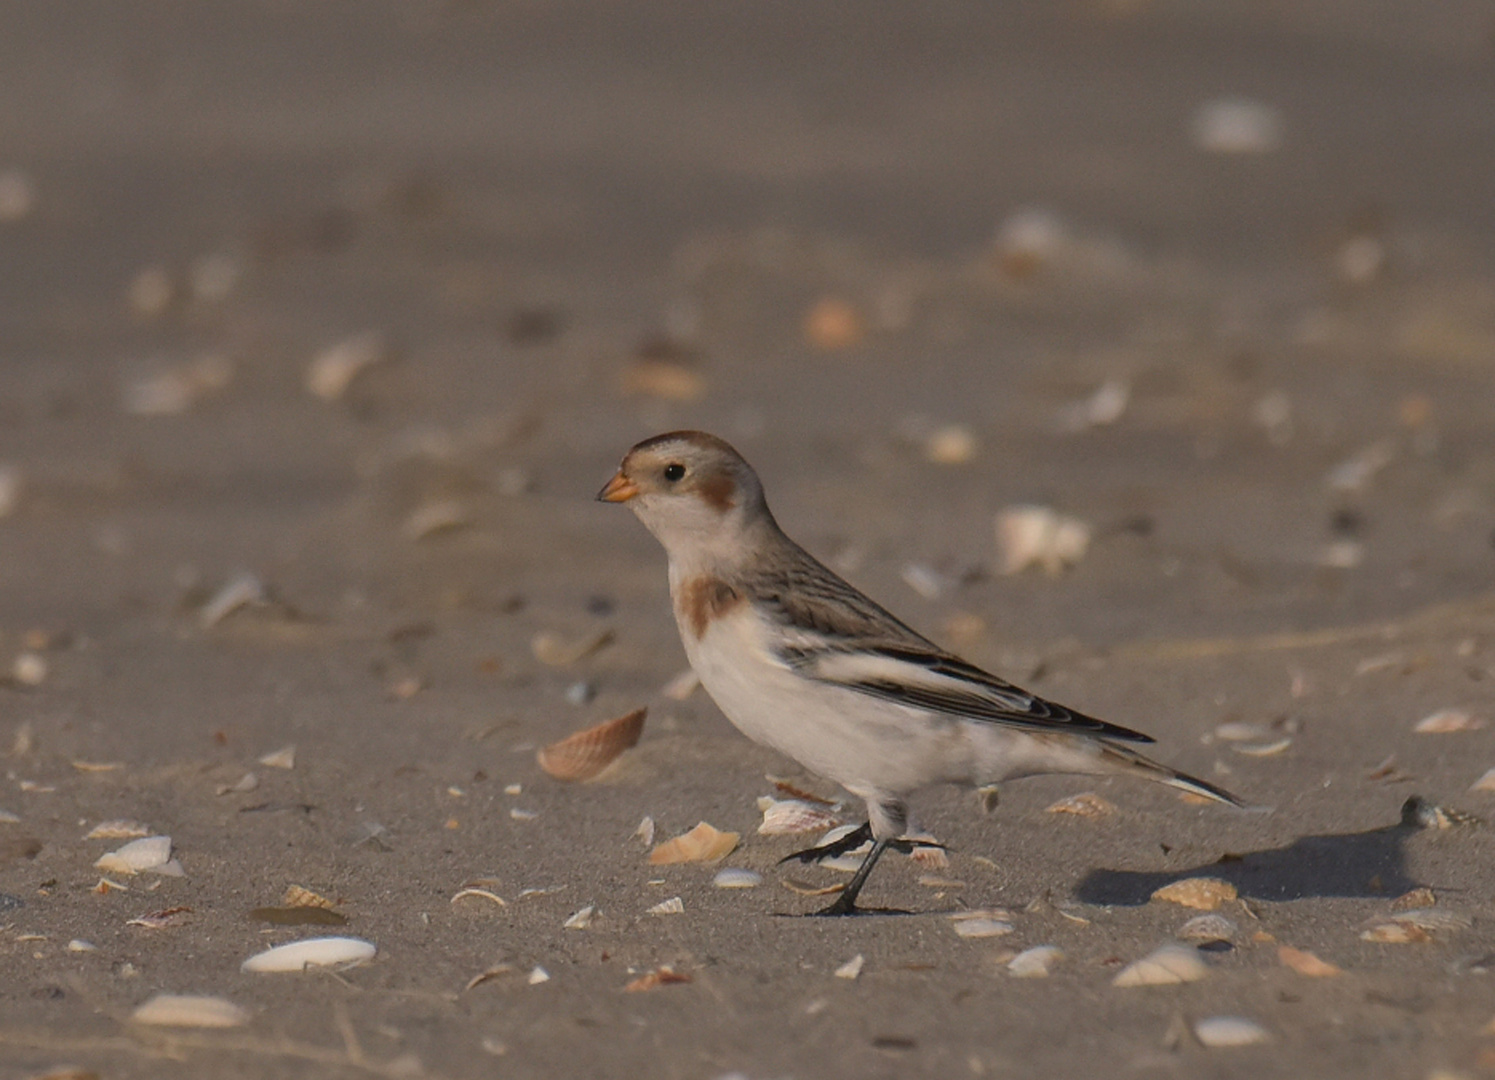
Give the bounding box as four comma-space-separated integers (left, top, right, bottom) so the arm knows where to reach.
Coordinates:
563, 905, 596, 929
258, 745, 296, 770
624, 967, 692, 991
200, 572, 267, 628
1151, 877, 1237, 912
531, 627, 613, 667
834, 954, 865, 980
1007, 946, 1064, 978
804, 298, 865, 351
1112, 944, 1209, 987
1232, 737, 1292, 757
1045, 792, 1117, 818
85, 820, 151, 840
633, 816, 655, 846
757, 798, 840, 835
94, 836, 173, 876
282, 885, 336, 909
1177, 914, 1238, 944
1401, 795, 1480, 830
713, 868, 762, 889
994, 506, 1091, 576
923, 424, 978, 465
402, 500, 471, 542
646, 896, 684, 916
1278, 946, 1341, 977
240, 936, 376, 973
537, 707, 646, 782
648, 822, 739, 865
306, 330, 390, 401
131, 994, 250, 1029
1470, 768, 1495, 793
951, 916, 1014, 939
1194, 1016, 1270, 1048
1414, 709, 1483, 734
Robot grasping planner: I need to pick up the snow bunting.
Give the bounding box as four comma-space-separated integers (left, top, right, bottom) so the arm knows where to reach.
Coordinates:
599, 430, 1244, 914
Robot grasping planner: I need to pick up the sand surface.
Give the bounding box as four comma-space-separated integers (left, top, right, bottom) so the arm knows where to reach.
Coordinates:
2, 3, 1495, 1077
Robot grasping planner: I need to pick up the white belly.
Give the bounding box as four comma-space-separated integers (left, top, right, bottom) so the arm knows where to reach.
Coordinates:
678, 602, 972, 798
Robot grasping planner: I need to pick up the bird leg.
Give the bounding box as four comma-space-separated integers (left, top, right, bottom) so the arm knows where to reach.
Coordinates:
813, 837, 893, 916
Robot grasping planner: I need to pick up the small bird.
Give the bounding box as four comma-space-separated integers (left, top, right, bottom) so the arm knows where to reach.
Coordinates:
598, 430, 1244, 915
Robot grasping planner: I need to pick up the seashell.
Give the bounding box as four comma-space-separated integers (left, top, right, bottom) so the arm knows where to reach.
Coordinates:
648, 821, 739, 865
1007, 946, 1064, 978
1177, 914, 1237, 944
86, 820, 151, 840
563, 905, 595, 929
1055, 378, 1130, 433
713, 868, 762, 889
131, 994, 249, 1029
1414, 709, 1483, 734
1213, 721, 1272, 742
0, 808, 19, 824
215, 772, 259, 795
624, 966, 692, 991
1391, 887, 1436, 912
900, 562, 947, 600
241, 936, 376, 973
1361, 921, 1428, 944
1400, 796, 1480, 830
1278, 945, 1340, 977
620, 359, 705, 402
661, 669, 700, 700
804, 298, 865, 351
71, 760, 122, 773
952, 917, 1013, 939
1471, 768, 1495, 793
1046, 792, 1117, 818
1232, 738, 1292, 757
995, 506, 1091, 576
531, 627, 613, 667
910, 843, 949, 870
95, 836, 172, 875
1112, 943, 1209, 987
1325, 439, 1395, 493
633, 816, 655, 846
127, 906, 191, 929
1151, 877, 1237, 911
1191, 98, 1281, 155
527, 966, 550, 985
758, 799, 840, 835
1381, 908, 1471, 934
924, 425, 978, 465
537, 707, 646, 782
834, 954, 865, 980
450, 888, 507, 908
200, 572, 267, 629
128, 265, 175, 317
12, 652, 47, 686
282, 885, 335, 909
258, 745, 296, 769
646, 896, 684, 916
67, 939, 96, 952
401, 500, 471, 541
463, 964, 515, 992
306, 330, 390, 401
1194, 1016, 1270, 1048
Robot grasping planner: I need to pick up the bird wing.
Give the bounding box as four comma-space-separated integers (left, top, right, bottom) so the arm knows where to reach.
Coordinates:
747, 541, 1154, 744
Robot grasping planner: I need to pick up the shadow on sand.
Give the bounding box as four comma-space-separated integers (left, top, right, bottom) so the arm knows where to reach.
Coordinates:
1074, 799, 1442, 906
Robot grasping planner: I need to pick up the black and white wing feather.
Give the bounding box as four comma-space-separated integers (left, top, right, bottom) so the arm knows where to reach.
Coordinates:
745, 538, 1153, 744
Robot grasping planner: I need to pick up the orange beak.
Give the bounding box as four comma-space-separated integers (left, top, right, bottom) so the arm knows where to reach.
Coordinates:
596, 470, 640, 503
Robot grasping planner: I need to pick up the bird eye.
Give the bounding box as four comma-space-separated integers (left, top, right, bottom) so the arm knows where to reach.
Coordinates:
663, 463, 686, 482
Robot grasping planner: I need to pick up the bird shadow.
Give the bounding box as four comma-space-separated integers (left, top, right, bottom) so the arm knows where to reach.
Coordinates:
1074, 801, 1436, 906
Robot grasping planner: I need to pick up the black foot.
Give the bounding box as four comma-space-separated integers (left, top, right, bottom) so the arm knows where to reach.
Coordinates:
778, 822, 872, 865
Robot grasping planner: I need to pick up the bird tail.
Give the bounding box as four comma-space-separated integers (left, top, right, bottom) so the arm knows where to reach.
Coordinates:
1099, 741, 1257, 810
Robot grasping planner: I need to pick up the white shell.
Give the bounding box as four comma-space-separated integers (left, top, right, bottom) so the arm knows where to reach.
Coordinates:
1007, 946, 1064, 978
713, 868, 762, 889
258, 745, 296, 769
1194, 1016, 1270, 1047
1176, 914, 1238, 943
757, 799, 840, 835
562, 905, 595, 929
527, 966, 550, 985
240, 936, 376, 973
994, 505, 1091, 576
94, 835, 172, 875
131, 994, 250, 1029
1112, 944, 1209, 987
952, 918, 1013, 939
200, 572, 266, 628
1415, 709, 1483, 734
834, 954, 865, 980
306, 330, 389, 400
1471, 768, 1495, 792
646, 896, 684, 916
1190, 98, 1282, 155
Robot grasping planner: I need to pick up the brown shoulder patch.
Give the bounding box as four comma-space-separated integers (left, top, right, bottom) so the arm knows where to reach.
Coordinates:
696, 472, 737, 513
678, 576, 745, 639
